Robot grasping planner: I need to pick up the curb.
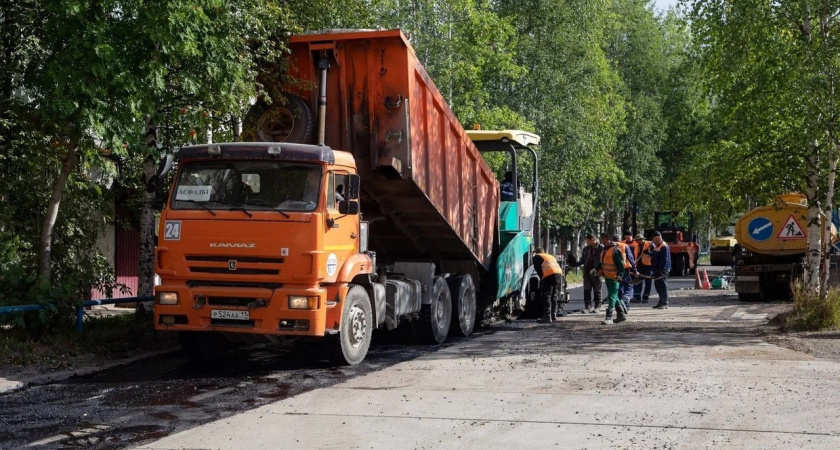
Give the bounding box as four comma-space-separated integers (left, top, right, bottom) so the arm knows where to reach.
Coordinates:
0, 347, 180, 395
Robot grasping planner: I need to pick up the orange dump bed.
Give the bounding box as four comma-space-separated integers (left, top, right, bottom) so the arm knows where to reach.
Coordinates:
287, 30, 498, 270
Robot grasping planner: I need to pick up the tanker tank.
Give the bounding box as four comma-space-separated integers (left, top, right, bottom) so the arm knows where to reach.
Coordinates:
733, 193, 837, 301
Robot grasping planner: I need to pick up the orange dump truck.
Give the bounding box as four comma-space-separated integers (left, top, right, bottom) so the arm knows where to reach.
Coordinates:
153, 30, 540, 364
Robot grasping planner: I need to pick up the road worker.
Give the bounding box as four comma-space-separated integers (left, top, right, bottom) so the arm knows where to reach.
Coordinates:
614, 234, 636, 311
650, 231, 672, 309
595, 233, 627, 325
500, 171, 516, 201
572, 234, 603, 313
532, 247, 564, 323
632, 234, 653, 303
624, 232, 637, 256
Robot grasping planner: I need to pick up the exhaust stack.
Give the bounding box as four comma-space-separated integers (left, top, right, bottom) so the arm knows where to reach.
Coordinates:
317, 57, 330, 146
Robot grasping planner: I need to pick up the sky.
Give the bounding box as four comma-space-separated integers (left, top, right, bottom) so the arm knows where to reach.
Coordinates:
652, 0, 679, 13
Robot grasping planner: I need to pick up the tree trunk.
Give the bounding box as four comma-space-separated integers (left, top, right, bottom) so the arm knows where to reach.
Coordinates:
39, 140, 78, 283
820, 154, 838, 297
138, 118, 159, 309
137, 156, 157, 310
804, 151, 822, 294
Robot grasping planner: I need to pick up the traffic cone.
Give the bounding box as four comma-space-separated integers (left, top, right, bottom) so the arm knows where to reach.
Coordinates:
695, 267, 703, 289
701, 268, 712, 290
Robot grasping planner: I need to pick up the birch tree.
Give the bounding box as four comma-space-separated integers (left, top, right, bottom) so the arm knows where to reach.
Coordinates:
688, 0, 840, 295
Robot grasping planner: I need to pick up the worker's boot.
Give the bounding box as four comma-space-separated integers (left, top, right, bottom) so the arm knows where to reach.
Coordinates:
550, 301, 565, 320
601, 308, 614, 325
615, 302, 627, 324
538, 304, 553, 323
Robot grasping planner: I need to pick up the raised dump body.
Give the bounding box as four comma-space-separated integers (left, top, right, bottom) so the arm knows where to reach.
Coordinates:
281, 30, 498, 270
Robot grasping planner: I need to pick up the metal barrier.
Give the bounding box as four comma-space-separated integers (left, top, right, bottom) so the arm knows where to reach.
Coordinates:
0, 296, 154, 332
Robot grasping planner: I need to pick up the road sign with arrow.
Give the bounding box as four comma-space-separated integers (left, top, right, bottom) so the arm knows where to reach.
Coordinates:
748, 217, 773, 242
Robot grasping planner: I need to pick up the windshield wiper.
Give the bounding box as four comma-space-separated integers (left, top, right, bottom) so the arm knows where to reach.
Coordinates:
178, 199, 217, 216
243, 199, 290, 218
215, 200, 253, 218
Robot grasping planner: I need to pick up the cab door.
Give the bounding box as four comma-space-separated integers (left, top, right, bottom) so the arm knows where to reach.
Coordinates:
323, 170, 358, 279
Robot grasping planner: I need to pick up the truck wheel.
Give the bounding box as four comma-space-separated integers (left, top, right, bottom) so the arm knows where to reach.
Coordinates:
418, 277, 452, 344
522, 275, 542, 319
241, 93, 314, 144
328, 285, 373, 366
448, 274, 476, 337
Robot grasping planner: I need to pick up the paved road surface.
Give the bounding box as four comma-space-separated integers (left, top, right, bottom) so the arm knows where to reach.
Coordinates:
136, 273, 838, 449
5, 268, 838, 449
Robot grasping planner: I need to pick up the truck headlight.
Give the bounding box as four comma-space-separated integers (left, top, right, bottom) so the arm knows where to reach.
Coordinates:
289, 296, 319, 310
158, 292, 179, 305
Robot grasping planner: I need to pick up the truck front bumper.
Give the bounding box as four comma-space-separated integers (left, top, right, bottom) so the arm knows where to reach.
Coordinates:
153, 284, 330, 337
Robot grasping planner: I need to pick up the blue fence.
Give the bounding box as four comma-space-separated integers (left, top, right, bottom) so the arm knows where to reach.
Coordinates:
0, 296, 154, 332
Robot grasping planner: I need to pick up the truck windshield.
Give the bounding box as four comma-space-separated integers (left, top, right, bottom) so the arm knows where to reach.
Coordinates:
171, 161, 322, 212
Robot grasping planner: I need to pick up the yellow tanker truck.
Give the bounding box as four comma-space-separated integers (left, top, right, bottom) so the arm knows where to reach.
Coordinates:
733, 193, 836, 301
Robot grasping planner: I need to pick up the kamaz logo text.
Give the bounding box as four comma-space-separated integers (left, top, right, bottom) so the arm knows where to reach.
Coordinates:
209, 243, 256, 248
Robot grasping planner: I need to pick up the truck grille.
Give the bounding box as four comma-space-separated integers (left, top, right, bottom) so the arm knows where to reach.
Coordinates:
208, 297, 263, 307
189, 267, 279, 275
185, 254, 283, 276
187, 280, 283, 289
186, 255, 284, 264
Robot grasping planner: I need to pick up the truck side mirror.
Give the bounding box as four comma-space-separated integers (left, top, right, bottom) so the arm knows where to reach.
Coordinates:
339, 200, 359, 215
157, 154, 174, 177
151, 154, 173, 211
347, 174, 360, 200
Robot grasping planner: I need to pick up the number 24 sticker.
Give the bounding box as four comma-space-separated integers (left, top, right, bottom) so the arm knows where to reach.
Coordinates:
164, 221, 181, 240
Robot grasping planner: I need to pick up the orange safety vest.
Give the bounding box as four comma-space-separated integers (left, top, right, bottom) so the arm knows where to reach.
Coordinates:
628, 240, 638, 256
635, 241, 652, 266
599, 245, 623, 280
536, 253, 563, 278
616, 242, 633, 269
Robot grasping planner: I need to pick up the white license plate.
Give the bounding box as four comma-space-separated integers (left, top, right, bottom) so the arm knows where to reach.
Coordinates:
211, 309, 250, 321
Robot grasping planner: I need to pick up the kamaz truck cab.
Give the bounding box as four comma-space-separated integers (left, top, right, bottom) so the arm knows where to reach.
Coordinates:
154, 142, 375, 364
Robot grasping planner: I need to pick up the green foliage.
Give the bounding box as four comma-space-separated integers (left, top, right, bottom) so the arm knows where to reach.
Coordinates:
1, 0, 709, 335
787, 282, 840, 331
685, 0, 840, 219
1, 0, 292, 332
0, 106, 118, 332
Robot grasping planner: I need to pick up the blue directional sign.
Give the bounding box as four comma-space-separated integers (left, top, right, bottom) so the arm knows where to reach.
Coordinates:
748, 217, 773, 242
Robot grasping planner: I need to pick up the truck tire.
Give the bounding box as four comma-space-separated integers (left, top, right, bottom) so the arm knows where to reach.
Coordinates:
448, 274, 477, 337
522, 275, 542, 319
418, 277, 452, 344
241, 93, 314, 144
671, 254, 685, 277
328, 285, 373, 366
